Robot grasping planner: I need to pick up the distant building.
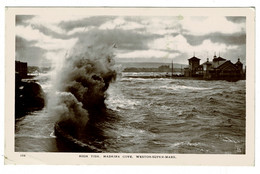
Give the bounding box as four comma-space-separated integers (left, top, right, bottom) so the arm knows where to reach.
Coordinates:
15, 61, 28, 78
184, 54, 245, 81
188, 56, 201, 77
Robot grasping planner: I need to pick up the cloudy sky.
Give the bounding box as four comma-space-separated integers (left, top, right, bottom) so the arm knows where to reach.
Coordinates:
15, 15, 246, 66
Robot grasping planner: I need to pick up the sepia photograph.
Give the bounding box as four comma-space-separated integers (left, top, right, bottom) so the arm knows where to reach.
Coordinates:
5, 7, 255, 165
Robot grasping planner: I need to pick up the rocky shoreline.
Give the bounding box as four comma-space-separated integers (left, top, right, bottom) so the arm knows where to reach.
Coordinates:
15, 73, 45, 118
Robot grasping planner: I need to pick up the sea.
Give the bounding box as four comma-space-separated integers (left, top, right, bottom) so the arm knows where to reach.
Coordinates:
15, 72, 246, 154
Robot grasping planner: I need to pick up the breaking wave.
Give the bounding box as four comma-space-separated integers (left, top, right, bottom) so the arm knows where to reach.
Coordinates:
48, 32, 118, 147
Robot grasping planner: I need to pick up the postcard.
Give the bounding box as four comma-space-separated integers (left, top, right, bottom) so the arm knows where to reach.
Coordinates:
5, 7, 255, 165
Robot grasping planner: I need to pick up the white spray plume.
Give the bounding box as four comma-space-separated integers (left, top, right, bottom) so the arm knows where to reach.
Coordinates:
48, 30, 117, 129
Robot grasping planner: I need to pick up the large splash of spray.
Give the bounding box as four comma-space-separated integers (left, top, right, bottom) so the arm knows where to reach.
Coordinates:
50, 31, 117, 135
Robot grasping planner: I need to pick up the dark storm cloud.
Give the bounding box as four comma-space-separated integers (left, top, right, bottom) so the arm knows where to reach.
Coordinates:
16, 15, 35, 26
110, 30, 161, 51
16, 36, 47, 66
15, 35, 36, 48
73, 29, 161, 51
183, 32, 246, 46
58, 16, 116, 32
31, 24, 70, 40
226, 17, 246, 23
224, 44, 246, 63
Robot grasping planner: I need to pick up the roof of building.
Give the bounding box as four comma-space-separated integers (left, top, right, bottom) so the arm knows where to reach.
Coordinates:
235, 59, 243, 65
188, 56, 200, 61
216, 60, 238, 70
213, 56, 226, 62
202, 61, 213, 65
215, 60, 228, 68
202, 60, 234, 69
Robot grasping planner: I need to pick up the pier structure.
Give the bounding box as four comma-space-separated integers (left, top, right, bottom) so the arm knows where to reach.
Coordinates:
184, 53, 245, 81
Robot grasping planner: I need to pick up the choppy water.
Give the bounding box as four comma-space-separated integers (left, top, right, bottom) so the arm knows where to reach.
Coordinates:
15, 72, 246, 154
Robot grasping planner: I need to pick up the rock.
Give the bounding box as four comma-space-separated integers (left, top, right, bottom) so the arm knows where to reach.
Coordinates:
15, 79, 45, 118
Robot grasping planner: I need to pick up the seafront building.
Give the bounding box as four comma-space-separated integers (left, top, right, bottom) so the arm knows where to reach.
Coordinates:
15, 60, 28, 78
184, 54, 245, 81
